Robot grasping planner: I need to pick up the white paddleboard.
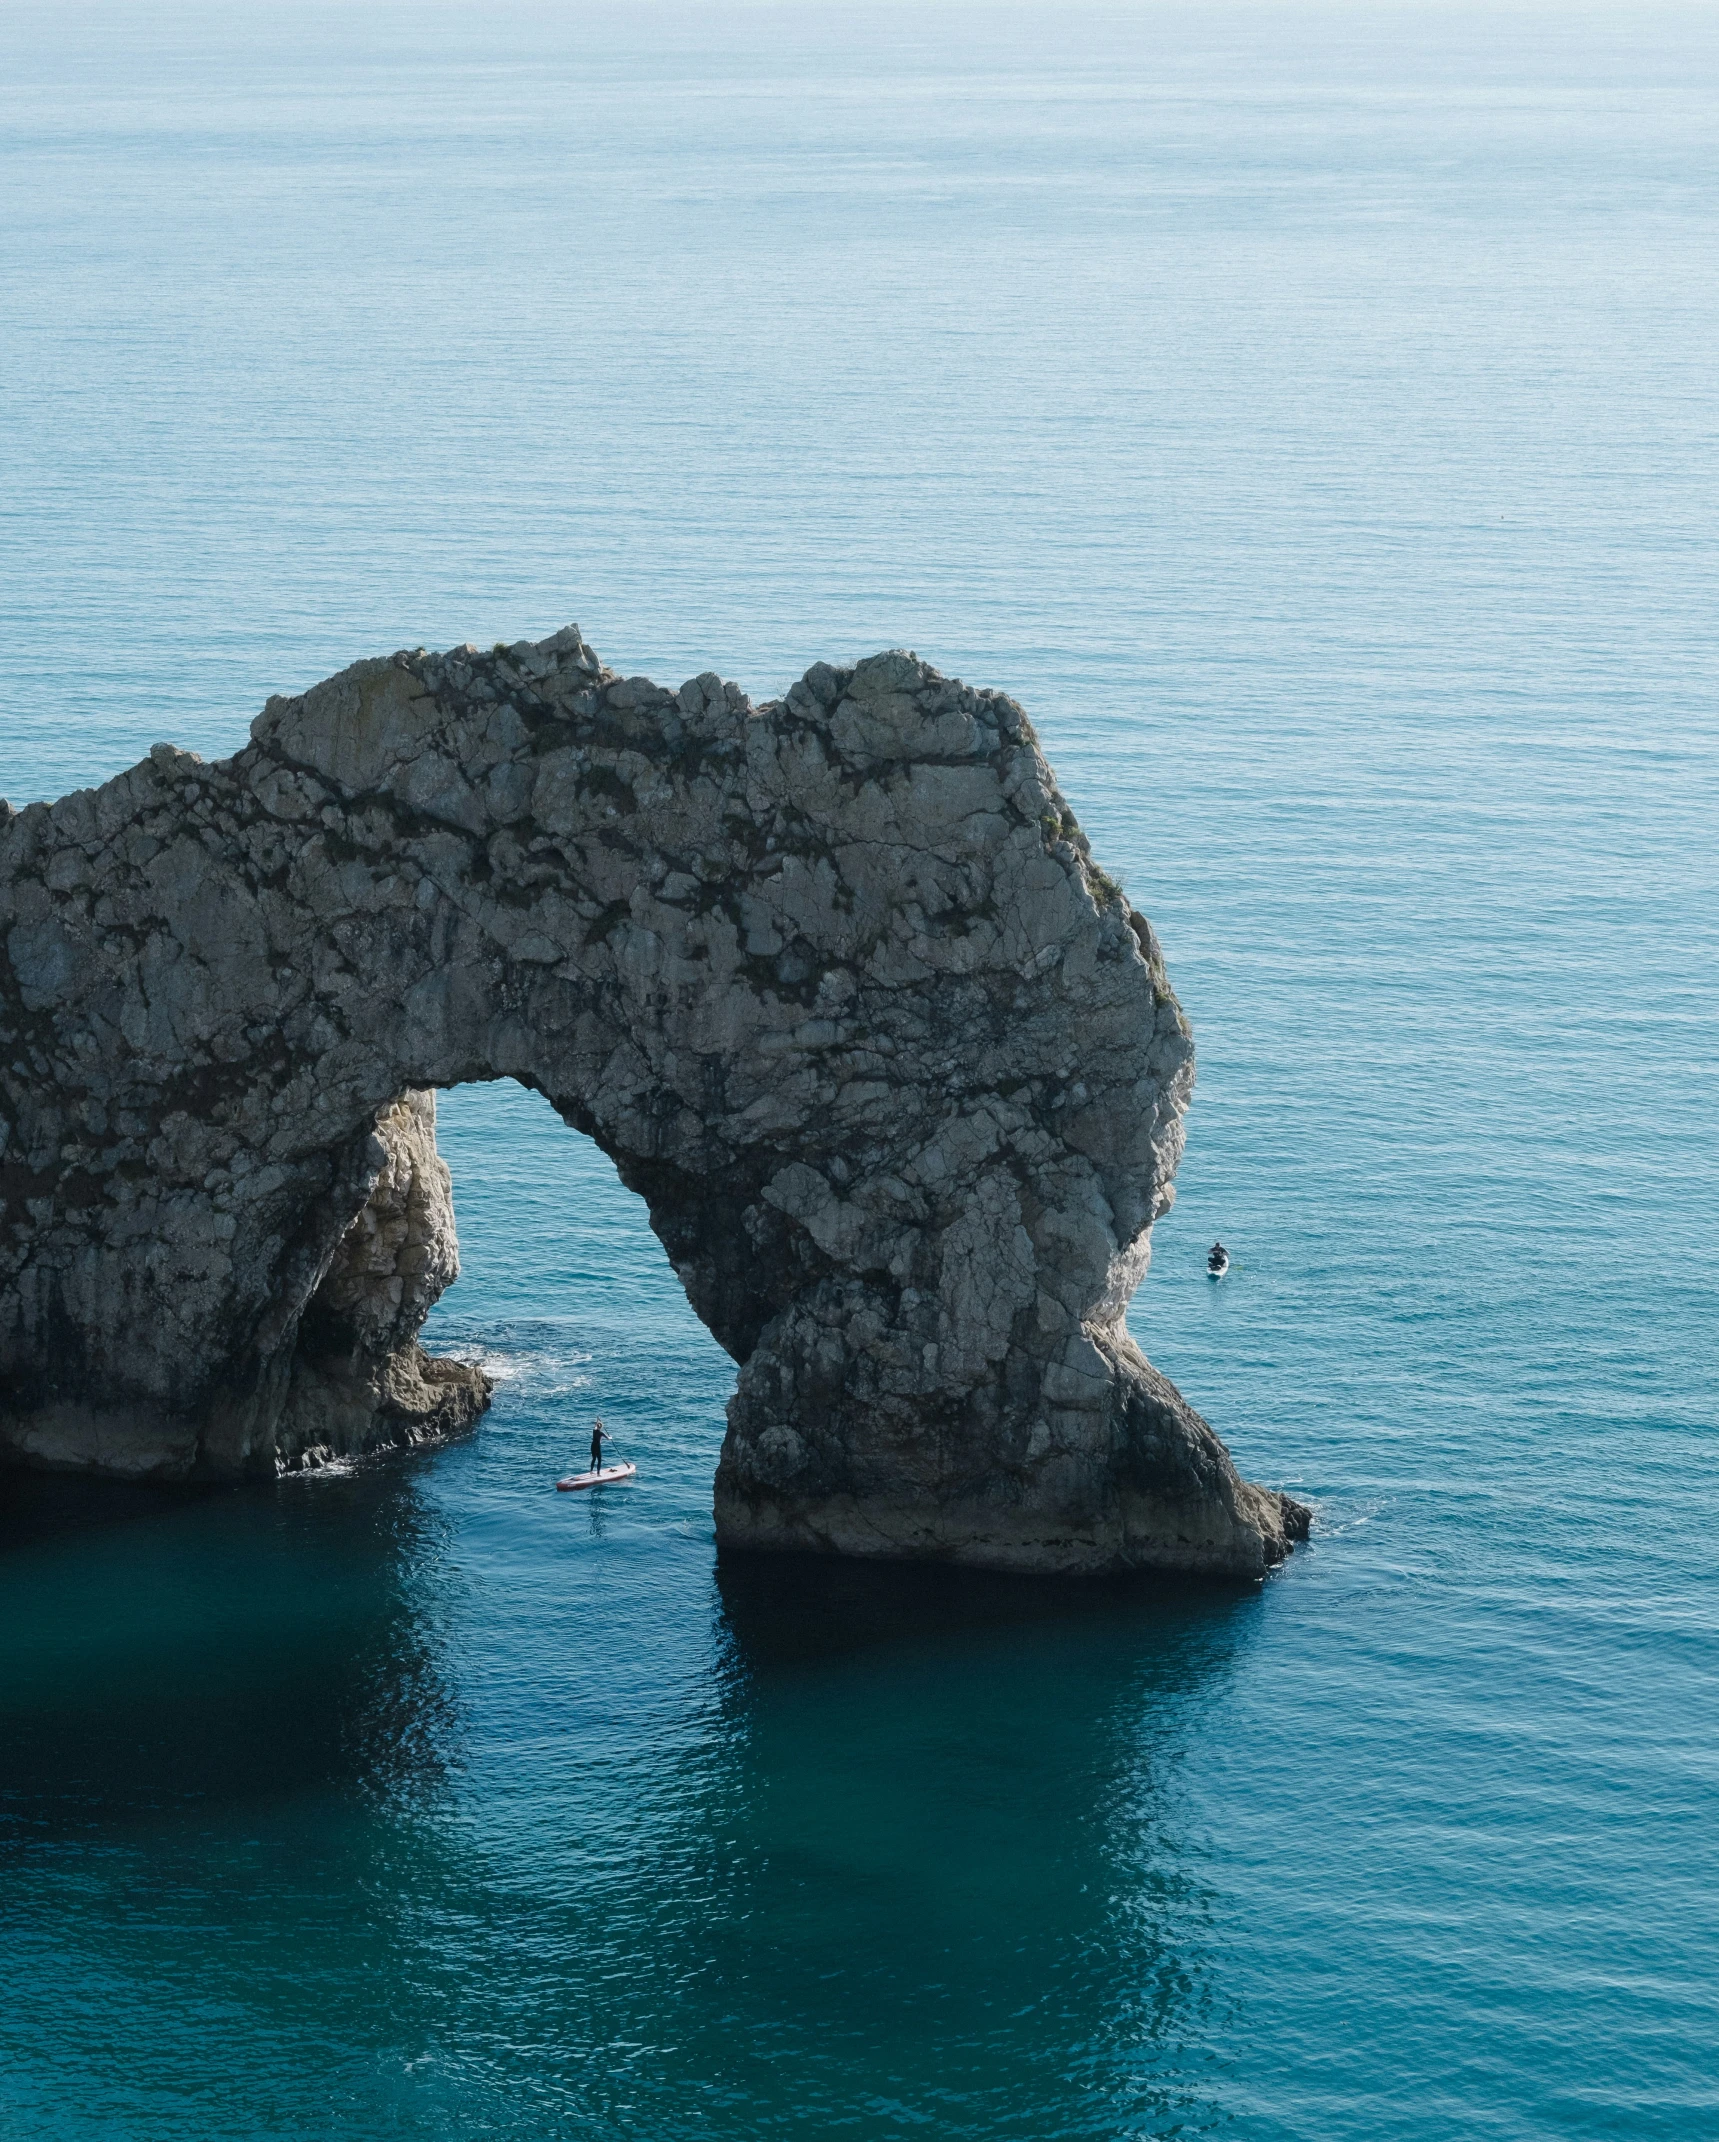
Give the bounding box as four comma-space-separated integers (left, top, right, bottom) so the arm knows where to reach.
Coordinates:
556, 1461, 637, 1493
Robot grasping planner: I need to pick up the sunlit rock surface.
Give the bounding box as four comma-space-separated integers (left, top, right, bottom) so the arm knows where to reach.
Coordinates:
0, 629, 1308, 1575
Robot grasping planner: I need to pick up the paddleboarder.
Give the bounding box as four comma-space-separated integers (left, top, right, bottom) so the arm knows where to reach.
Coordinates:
588, 1418, 611, 1476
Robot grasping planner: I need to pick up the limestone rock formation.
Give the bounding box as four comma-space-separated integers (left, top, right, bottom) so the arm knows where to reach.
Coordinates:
0, 629, 1308, 1576
279, 1091, 488, 1470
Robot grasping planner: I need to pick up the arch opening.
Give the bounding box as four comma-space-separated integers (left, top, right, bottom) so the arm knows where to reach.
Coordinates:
418, 1077, 734, 1480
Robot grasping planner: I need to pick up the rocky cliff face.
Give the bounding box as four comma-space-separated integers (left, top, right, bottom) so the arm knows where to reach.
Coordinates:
0, 629, 1307, 1575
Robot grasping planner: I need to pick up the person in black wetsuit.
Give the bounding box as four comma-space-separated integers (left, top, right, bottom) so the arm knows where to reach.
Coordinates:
589, 1419, 610, 1474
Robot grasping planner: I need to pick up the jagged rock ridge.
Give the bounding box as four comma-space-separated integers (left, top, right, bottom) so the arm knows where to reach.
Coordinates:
0, 629, 1308, 1576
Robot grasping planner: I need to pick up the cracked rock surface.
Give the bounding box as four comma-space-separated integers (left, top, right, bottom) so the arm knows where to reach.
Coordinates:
0, 628, 1308, 1575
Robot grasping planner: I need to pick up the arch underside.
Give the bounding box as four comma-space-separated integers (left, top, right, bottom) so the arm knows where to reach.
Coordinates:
0, 631, 1308, 1577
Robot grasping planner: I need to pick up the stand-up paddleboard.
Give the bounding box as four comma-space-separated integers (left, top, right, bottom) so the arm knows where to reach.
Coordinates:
556, 1461, 637, 1492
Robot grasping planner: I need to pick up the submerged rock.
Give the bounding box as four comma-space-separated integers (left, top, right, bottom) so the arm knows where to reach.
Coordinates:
0, 630, 1308, 1576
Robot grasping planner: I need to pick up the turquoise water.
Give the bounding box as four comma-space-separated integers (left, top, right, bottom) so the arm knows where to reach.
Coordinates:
4, 4, 1717, 2134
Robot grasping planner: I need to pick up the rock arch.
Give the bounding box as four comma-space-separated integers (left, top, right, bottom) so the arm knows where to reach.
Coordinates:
0, 630, 1307, 1576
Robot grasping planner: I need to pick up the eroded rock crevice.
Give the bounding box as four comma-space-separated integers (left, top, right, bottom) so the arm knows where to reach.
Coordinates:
0, 630, 1307, 1575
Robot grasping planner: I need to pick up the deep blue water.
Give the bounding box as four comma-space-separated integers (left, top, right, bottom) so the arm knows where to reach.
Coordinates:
3, 4, 1717, 2135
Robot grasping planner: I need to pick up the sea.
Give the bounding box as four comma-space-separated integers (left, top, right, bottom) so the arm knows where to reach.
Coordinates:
2, 4, 1716, 2135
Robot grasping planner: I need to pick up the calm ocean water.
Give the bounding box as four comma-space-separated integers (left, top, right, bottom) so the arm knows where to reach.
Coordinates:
3, 4, 1716, 2135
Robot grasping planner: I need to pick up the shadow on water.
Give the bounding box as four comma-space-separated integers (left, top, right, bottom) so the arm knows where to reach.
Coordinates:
337, 1552, 1264, 2140
713, 1544, 1264, 1669
0, 1468, 1264, 2139
0, 1462, 462, 1831
568, 1553, 1271, 2139
0, 1468, 218, 1551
